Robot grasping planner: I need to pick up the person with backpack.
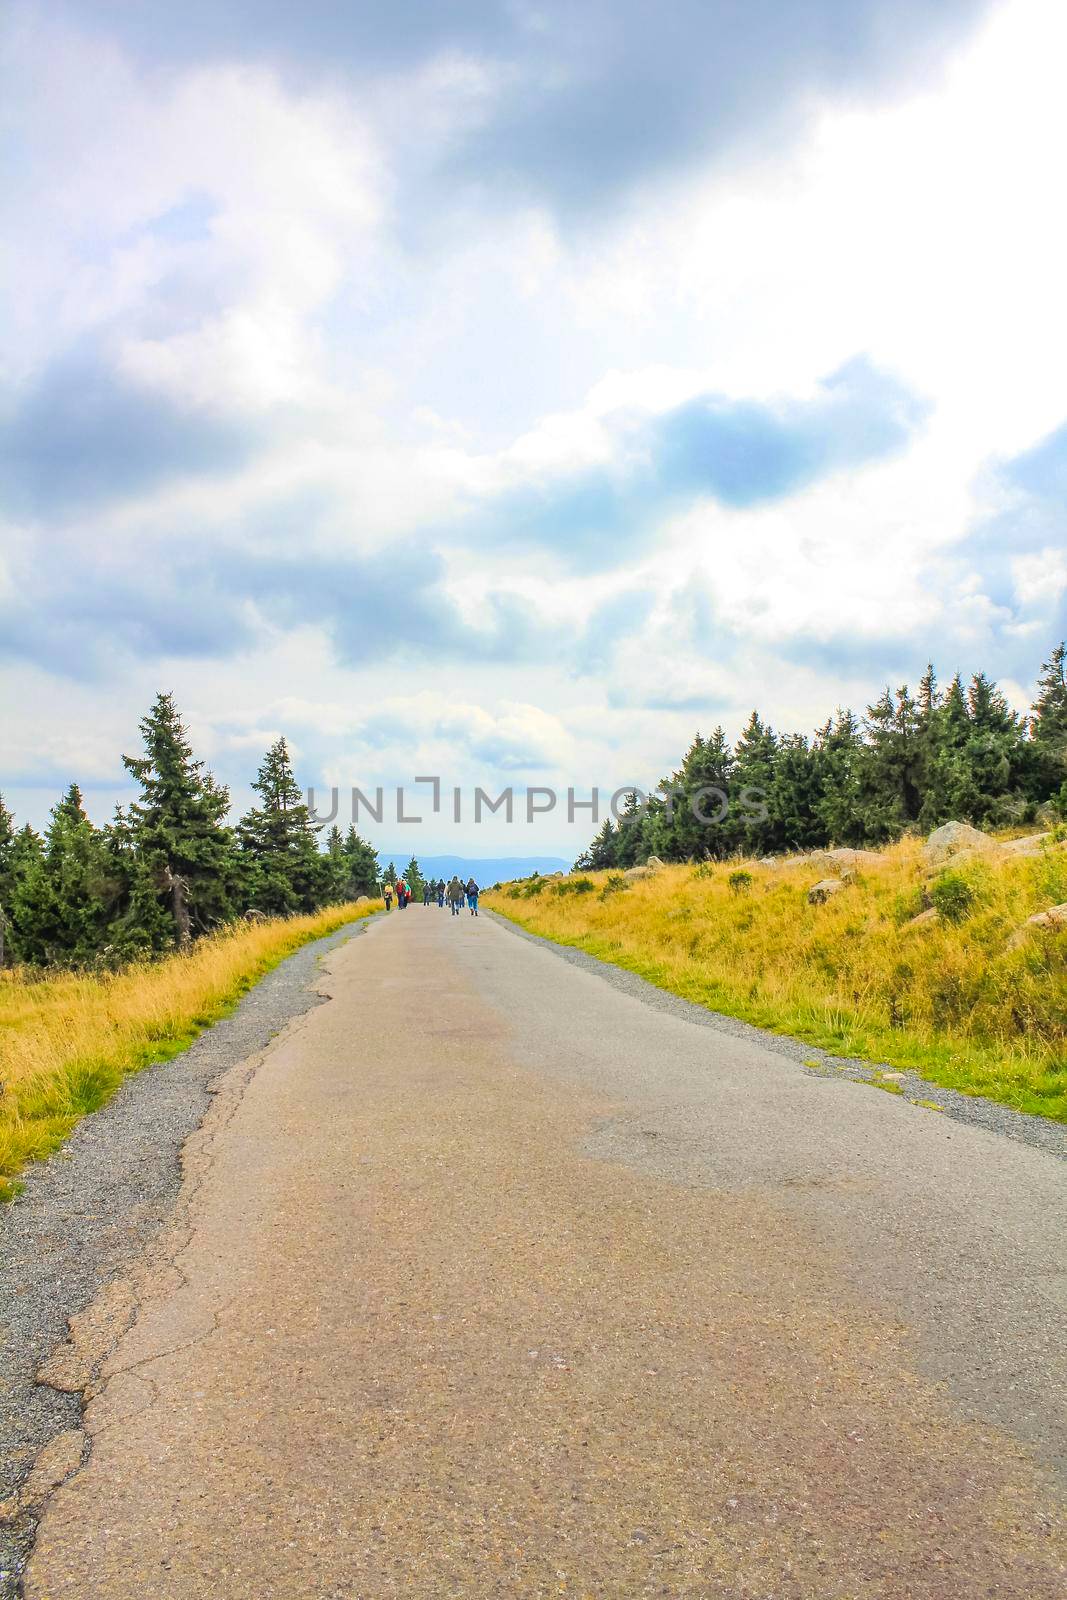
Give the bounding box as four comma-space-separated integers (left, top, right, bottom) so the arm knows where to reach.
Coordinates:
396, 876, 409, 909
436, 879, 445, 907
423, 880, 432, 906
382, 880, 393, 910
447, 876, 464, 916
466, 877, 480, 916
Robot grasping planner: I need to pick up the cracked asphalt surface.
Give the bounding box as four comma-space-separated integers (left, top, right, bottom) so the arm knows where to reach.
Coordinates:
16, 907, 1067, 1596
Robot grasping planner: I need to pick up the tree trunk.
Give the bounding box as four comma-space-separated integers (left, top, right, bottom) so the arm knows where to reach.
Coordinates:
158, 865, 192, 949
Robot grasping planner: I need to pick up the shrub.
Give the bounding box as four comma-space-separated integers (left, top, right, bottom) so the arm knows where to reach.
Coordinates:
555, 876, 595, 896
930, 870, 976, 923
728, 870, 753, 894
600, 873, 629, 900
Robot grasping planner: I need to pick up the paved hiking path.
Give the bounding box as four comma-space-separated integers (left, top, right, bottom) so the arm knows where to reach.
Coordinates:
24, 910, 1067, 1596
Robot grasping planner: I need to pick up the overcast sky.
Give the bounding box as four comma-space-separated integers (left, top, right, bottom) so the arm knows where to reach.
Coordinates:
2, 0, 1065, 856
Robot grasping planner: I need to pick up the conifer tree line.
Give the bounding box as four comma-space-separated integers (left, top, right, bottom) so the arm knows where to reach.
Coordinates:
577, 643, 1067, 870
0, 693, 381, 968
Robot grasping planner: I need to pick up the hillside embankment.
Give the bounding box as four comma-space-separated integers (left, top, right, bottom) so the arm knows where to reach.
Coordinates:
486, 823, 1067, 1121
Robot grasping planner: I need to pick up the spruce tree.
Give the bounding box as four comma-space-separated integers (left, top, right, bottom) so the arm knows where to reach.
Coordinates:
0, 794, 17, 965
123, 693, 236, 947
770, 733, 825, 850
3, 825, 43, 962
583, 817, 618, 870
669, 731, 735, 860
858, 686, 921, 840
320, 825, 350, 903
403, 857, 424, 896
814, 711, 866, 845
238, 738, 322, 915
613, 790, 647, 867
8, 786, 121, 966
729, 713, 780, 855
1031, 643, 1067, 806
343, 827, 380, 898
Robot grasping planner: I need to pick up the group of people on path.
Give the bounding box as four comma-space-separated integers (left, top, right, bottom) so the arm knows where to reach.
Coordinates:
381, 875, 480, 916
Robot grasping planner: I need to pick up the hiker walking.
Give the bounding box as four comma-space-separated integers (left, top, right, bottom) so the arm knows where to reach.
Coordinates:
423, 880, 432, 906
447, 876, 464, 916
396, 876, 410, 909
436, 879, 445, 907
382, 880, 393, 910
466, 877, 480, 916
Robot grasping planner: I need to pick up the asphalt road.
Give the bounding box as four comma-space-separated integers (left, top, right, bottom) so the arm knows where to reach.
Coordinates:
23, 906, 1067, 1597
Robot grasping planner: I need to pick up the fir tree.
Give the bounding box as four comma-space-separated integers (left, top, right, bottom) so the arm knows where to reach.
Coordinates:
581, 817, 618, 870
729, 712, 779, 855
238, 738, 321, 915
613, 790, 647, 868
403, 857, 424, 896
1031, 643, 1067, 804
814, 711, 866, 845
770, 734, 825, 850
343, 827, 381, 898
123, 694, 236, 947
320, 825, 350, 903
0, 794, 18, 965
8, 786, 121, 966
858, 686, 921, 840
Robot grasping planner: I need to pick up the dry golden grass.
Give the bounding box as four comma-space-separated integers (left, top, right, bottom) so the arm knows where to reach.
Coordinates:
0, 902, 379, 1199
486, 839, 1067, 1121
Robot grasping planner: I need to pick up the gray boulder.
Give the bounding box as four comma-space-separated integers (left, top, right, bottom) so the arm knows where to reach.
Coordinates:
807, 878, 845, 905
922, 821, 997, 866
1025, 903, 1067, 932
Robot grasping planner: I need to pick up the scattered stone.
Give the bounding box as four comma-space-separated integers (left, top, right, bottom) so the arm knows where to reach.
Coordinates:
922, 821, 998, 866
778, 847, 886, 871
644, 855, 666, 871
904, 908, 940, 930
624, 866, 653, 882
807, 879, 845, 905
758, 856, 777, 867
355, 895, 370, 904
1001, 832, 1051, 856
1025, 903, 1067, 932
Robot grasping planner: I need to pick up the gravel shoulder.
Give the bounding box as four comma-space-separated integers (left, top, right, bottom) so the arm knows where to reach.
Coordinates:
0, 916, 377, 1598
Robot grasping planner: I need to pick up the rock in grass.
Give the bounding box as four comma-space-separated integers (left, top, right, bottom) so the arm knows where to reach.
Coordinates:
808, 878, 845, 905
645, 855, 666, 871
1000, 831, 1054, 859
1026, 903, 1067, 931
923, 820, 997, 866
905, 907, 940, 929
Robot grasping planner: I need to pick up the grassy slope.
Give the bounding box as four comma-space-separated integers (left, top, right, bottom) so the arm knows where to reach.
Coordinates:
486, 841, 1067, 1122
0, 902, 379, 1200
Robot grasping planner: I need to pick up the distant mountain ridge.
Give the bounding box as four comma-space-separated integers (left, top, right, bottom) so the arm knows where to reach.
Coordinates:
375, 853, 568, 886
